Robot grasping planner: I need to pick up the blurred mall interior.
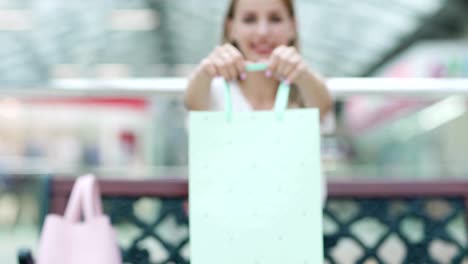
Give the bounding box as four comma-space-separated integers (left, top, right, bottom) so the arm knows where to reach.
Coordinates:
0, 0, 468, 262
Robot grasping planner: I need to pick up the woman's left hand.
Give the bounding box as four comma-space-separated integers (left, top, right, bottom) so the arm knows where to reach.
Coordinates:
267, 45, 309, 85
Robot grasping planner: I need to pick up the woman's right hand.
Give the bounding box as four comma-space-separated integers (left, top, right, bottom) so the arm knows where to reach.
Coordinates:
199, 43, 246, 81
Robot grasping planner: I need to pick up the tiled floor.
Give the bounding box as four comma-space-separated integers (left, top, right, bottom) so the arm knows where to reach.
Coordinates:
0, 225, 38, 263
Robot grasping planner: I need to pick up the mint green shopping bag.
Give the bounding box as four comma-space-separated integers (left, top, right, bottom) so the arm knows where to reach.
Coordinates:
189, 64, 323, 264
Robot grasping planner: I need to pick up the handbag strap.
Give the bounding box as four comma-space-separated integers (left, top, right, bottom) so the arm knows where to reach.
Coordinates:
64, 174, 103, 222
80, 174, 104, 220
64, 176, 84, 222
223, 63, 290, 122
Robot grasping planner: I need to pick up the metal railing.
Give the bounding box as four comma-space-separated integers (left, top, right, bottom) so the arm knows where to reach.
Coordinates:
0, 78, 467, 98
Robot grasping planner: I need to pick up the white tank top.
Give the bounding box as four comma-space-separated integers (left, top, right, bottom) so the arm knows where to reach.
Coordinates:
209, 77, 252, 111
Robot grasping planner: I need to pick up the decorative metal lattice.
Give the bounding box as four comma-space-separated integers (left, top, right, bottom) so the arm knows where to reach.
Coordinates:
100, 196, 467, 264
104, 197, 189, 264
323, 198, 467, 264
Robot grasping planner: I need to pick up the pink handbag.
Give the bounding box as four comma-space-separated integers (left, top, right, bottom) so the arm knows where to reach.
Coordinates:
36, 174, 122, 264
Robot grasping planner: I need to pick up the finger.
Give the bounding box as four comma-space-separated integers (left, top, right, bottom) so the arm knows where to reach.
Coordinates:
200, 58, 217, 78
212, 55, 230, 80
282, 53, 301, 79
276, 47, 296, 78
225, 44, 246, 80
268, 46, 286, 78
223, 54, 238, 81
216, 48, 237, 80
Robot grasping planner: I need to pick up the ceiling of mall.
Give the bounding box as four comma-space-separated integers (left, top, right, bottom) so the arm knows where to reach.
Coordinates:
0, 0, 466, 85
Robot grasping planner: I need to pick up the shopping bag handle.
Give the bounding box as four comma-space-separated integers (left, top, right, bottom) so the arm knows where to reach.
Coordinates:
223, 63, 290, 122
64, 174, 103, 222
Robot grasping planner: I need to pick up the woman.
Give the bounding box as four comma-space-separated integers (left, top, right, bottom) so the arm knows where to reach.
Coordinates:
184, 0, 332, 118
184, 0, 330, 204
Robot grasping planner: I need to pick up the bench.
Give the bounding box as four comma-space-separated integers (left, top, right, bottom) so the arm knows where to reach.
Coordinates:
19, 178, 468, 263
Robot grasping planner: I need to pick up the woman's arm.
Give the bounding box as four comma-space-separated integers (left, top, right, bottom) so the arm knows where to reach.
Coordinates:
184, 44, 246, 111
184, 65, 213, 110
268, 45, 333, 120
295, 69, 333, 120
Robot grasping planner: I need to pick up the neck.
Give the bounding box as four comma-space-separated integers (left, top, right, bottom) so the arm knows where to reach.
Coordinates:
239, 72, 279, 109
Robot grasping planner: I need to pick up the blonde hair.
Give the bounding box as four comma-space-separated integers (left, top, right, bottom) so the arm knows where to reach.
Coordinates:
221, 0, 303, 107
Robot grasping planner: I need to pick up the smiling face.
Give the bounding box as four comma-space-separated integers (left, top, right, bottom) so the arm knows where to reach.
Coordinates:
226, 0, 297, 62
